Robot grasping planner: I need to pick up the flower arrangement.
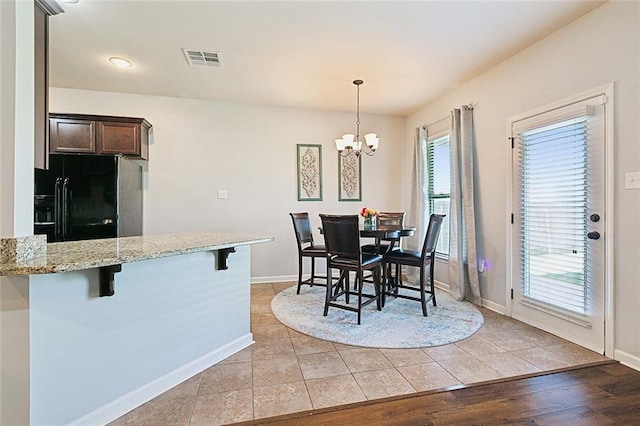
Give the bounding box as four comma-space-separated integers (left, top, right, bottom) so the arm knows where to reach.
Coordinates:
360, 207, 378, 218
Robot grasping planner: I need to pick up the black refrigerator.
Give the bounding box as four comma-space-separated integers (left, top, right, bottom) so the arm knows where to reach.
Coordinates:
34, 154, 143, 242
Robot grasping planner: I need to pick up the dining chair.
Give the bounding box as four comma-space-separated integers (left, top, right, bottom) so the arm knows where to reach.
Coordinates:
290, 212, 328, 294
320, 214, 383, 325
383, 214, 445, 316
362, 211, 406, 254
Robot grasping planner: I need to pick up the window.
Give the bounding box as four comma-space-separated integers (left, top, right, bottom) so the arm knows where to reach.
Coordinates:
423, 133, 450, 255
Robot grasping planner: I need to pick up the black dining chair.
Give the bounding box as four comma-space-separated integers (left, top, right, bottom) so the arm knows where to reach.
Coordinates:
320, 214, 383, 325
290, 212, 328, 294
362, 211, 406, 254
383, 214, 445, 316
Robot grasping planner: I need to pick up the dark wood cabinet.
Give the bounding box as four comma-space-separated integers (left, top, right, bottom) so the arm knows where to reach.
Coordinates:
49, 113, 151, 160
50, 117, 96, 153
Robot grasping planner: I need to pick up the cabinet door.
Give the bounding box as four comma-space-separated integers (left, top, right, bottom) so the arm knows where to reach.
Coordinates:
97, 121, 139, 156
50, 118, 96, 153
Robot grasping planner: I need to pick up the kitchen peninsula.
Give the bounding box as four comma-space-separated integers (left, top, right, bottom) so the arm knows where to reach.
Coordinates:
0, 232, 272, 425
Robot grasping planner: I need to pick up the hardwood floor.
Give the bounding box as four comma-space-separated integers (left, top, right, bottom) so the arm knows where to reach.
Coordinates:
240, 361, 640, 425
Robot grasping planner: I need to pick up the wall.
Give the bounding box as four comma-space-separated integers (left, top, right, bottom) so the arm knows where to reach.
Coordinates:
405, 1, 640, 367
49, 89, 405, 280
29, 247, 252, 425
0, 0, 34, 238
1, 1, 35, 424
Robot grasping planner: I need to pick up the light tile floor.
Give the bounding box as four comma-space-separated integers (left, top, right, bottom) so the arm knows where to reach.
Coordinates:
110, 281, 607, 425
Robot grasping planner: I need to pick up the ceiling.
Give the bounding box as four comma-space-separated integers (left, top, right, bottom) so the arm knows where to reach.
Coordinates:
48, 0, 605, 116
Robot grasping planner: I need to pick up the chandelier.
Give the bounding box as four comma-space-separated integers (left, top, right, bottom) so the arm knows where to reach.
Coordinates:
335, 79, 379, 157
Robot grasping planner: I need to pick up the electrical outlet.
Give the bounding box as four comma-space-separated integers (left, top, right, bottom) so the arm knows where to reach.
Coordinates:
478, 259, 486, 274
626, 172, 640, 189
217, 189, 228, 199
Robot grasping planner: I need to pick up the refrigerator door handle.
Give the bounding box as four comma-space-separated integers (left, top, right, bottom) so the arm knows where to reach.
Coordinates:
62, 177, 70, 239
54, 177, 63, 240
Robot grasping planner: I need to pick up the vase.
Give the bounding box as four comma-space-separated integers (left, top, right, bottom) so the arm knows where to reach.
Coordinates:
364, 216, 376, 230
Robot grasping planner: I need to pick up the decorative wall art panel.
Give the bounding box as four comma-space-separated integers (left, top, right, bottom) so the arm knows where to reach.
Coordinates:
296, 144, 323, 201
338, 153, 362, 201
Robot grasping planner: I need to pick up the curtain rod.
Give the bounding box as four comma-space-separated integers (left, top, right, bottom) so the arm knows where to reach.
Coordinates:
422, 116, 448, 130
421, 102, 477, 129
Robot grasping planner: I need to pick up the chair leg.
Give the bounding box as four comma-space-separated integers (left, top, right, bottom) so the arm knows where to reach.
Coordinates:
310, 257, 316, 287
296, 255, 303, 294
357, 272, 363, 325
380, 262, 386, 308
419, 267, 428, 317
323, 267, 332, 316
374, 266, 382, 311
344, 272, 350, 304
430, 259, 437, 306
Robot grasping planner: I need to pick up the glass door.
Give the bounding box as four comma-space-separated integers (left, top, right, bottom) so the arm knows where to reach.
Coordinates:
510, 94, 606, 353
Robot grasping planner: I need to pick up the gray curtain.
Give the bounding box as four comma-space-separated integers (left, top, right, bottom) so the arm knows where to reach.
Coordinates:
448, 107, 481, 303
405, 127, 428, 283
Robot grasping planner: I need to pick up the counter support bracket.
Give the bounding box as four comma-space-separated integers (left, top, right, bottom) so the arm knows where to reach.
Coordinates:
217, 247, 236, 270
99, 264, 122, 297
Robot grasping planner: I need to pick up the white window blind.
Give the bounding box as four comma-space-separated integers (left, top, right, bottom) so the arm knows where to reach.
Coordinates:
425, 133, 450, 255
514, 105, 594, 315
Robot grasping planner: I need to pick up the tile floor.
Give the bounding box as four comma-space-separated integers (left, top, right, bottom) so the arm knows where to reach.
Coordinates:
110, 281, 607, 425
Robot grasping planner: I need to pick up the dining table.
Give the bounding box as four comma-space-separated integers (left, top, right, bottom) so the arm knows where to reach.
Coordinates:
318, 224, 415, 253
359, 225, 415, 254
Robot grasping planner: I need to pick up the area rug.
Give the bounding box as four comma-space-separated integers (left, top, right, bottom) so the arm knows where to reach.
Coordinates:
271, 285, 484, 348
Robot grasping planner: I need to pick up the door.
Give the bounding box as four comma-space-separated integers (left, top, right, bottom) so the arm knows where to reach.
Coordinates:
510, 92, 608, 353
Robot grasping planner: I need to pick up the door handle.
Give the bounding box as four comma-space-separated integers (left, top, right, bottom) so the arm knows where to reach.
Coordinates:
587, 231, 600, 240
62, 177, 70, 239
590, 214, 600, 223
54, 177, 63, 239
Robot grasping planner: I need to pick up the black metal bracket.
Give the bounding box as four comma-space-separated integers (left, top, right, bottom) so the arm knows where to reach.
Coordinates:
99, 264, 122, 297
217, 247, 236, 270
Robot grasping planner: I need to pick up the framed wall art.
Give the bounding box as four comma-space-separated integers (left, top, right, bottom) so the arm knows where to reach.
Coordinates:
338, 153, 362, 201
296, 144, 323, 201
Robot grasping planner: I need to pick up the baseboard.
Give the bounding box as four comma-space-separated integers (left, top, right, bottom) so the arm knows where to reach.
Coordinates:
481, 299, 506, 315
252, 275, 297, 284
434, 280, 449, 292
69, 333, 254, 426
614, 349, 640, 372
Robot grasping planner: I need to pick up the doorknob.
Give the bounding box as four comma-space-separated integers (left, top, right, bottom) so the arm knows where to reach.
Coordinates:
587, 231, 600, 240
590, 214, 600, 222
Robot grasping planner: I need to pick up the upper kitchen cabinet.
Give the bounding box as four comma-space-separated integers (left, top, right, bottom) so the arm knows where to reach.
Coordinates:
50, 113, 152, 160
34, 0, 64, 170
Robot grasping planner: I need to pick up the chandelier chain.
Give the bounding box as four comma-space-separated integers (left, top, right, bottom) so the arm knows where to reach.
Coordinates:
356, 82, 360, 140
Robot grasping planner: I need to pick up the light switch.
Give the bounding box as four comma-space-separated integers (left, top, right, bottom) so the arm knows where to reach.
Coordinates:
217, 189, 228, 199
625, 172, 640, 189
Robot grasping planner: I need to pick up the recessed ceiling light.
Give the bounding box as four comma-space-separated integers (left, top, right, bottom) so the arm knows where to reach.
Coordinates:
60, 0, 79, 4
108, 57, 133, 68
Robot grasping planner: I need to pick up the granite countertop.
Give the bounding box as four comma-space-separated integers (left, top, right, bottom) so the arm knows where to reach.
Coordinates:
0, 232, 273, 276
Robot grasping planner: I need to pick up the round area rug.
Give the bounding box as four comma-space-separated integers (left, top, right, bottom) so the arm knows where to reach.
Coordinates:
271, 285, 484, 348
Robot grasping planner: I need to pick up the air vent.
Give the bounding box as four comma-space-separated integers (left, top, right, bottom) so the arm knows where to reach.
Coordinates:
182, 49, 222, 67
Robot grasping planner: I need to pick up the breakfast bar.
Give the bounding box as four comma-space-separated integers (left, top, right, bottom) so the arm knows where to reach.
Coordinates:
0, 232, 272, 425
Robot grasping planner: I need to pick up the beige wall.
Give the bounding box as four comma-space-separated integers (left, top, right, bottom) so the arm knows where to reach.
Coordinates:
405, 1, 640, 367
49, 88, 406, 281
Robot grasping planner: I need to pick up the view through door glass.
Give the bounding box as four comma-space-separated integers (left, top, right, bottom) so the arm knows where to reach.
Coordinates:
511, 94, 606, 353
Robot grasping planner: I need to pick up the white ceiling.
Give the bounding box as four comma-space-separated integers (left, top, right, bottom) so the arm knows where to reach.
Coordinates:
48, 0, 605, 116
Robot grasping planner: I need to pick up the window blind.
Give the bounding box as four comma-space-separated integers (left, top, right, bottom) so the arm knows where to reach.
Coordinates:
515, 114, 590, 315
426, 135, 450, 255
